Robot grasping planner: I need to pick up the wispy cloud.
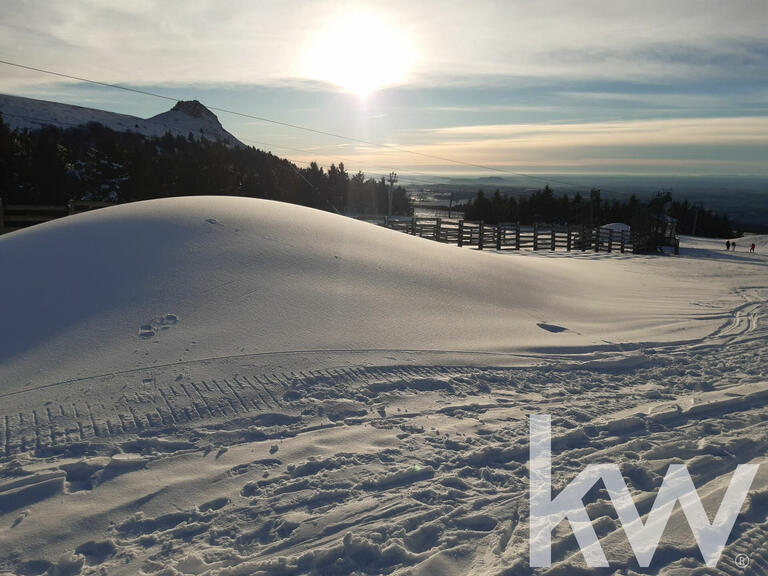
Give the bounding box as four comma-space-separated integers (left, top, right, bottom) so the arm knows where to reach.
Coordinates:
2, 0, 767, 87
420, 117, 768, 146
1, 0, 766, 176
281, 117, 768, 175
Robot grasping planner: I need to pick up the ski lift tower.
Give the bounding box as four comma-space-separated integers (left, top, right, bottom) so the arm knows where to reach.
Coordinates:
387, 172, 397, 217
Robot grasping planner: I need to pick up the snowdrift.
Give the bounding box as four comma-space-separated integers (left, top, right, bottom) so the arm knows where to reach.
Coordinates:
0, 196, 727, 388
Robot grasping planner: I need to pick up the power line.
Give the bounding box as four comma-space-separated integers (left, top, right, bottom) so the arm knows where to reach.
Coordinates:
4, 107, 449, 192
0, 59, 600, 191
0, 60, 179, 103
0, 59, 462, 190
4, 107, 344, 213
0, 58, 611, 194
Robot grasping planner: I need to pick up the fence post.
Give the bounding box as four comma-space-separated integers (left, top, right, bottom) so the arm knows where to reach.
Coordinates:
515, 222, 520, 250
533, 223, 539, 250
478, 221, 485, 250
435, 218, 442, 242
620, 230, 625, 253
550, 227, 556, 251
496, 224, 502, 250
411, 217, 417, 235
67, 199, 75, 215
608, 229, 613, 252
594, 227, 600, 252
458, 220, 464, 247
566, 225, 572, 251
0, 197, 4, 234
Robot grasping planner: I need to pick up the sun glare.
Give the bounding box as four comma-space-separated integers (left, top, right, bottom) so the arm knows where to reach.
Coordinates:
303, 12, 416, 97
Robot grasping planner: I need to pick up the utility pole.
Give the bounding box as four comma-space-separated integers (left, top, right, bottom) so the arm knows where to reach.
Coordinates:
692, 205, 700, 237
387, 172, 397, 217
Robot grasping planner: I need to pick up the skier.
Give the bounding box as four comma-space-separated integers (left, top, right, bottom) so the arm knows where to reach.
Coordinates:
726, 240, 731, 250
750, 243, 756, 253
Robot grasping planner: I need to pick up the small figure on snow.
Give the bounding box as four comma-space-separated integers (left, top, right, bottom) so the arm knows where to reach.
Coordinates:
750, 243, 756, 253
732, 241, 737, 251
726, 240, 731, 250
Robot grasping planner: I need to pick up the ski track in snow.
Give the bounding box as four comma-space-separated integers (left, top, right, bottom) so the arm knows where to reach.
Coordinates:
1, 287, 767, 575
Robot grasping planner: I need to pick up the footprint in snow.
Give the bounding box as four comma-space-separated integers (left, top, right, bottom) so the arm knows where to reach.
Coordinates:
537, 322, 569, 333
139, 313, 180, 339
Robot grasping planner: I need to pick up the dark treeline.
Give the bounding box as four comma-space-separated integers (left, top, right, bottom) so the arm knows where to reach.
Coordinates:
0, 116, 411, 215
459, 185, 734, 238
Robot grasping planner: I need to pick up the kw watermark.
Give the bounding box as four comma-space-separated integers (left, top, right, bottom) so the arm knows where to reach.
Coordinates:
529, 415, 759, 568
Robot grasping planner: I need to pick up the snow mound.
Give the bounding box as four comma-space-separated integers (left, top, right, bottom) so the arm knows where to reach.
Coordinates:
601, 222, 630, 232
741, 233, 768, 250
0, 196, 714, 388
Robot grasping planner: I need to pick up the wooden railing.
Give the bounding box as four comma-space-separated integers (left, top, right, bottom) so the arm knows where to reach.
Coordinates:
0, 199, 118, 235
358, 216, 637, 253
0, 201, 640, 254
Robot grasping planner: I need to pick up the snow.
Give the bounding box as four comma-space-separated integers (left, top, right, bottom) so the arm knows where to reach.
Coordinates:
0, 93, 242, 146
0, 196, 767, 575
601, 222, 630, 233
0, 196, 731, 388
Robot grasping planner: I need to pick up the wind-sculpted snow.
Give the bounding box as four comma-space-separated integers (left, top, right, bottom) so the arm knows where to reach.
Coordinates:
0, 196, 734, 387
0, 197, 767, 575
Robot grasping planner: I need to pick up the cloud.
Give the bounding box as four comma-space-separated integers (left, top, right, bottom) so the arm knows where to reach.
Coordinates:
419, 117, 768, 146
1, 0, 767, 89
1, 1, 766, 176
280, 116, 768, 174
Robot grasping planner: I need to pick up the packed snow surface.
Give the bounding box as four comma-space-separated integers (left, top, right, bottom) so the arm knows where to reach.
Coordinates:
0, 197, 767, 575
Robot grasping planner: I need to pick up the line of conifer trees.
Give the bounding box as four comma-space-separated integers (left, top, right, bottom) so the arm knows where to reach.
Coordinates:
0, 114, 736, 237
458, 186, 733, 238
0, 115, 411, 215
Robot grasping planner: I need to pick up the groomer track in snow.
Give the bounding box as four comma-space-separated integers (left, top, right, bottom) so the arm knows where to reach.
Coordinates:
0, 197, 766, 575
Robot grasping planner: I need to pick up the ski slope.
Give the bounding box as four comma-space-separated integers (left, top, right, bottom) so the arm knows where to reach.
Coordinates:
0, 197, 766, 575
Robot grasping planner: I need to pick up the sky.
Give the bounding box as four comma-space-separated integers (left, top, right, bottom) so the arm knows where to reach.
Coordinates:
1, 0, 767, 183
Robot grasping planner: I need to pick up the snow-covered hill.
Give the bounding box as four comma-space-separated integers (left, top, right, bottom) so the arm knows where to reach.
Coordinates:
1, 198, 767, 575
0, 196, 727, 388
0, 93, 242, 146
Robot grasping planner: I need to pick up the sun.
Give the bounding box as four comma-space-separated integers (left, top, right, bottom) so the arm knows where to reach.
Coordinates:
302, 12, 416, 97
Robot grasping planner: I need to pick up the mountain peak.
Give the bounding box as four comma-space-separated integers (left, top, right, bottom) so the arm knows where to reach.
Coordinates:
0, 93, 243, 147
170, 100, 218, 121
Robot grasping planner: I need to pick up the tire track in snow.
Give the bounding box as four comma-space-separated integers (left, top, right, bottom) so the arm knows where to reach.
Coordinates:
0, 365, 479, 456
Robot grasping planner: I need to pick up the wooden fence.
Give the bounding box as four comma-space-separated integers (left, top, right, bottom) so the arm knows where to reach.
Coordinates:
0, 199, 117, 235
0, 201, 635, 254
359, 216, 636, 253
411, 203, 465, 220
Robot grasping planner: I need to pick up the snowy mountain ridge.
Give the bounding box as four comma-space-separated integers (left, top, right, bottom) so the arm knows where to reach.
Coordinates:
0, 93, 243, 146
